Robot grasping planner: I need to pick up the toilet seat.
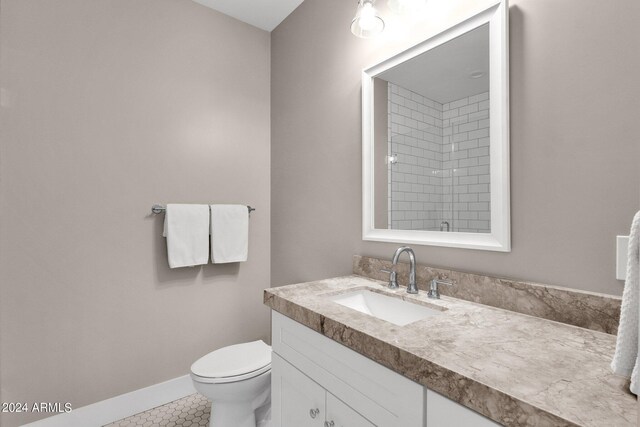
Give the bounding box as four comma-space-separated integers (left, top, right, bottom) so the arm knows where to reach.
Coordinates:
191, 340, 271, 384
191, 364, 271, 384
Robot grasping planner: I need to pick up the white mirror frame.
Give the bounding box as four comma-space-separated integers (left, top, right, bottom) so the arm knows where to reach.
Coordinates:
362, 0, 510, 252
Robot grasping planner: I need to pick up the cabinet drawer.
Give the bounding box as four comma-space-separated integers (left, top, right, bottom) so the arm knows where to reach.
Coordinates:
271, 311, 425, 427
326, 392, 376, 427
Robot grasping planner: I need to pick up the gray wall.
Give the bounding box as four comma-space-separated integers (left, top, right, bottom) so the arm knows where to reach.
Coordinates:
0, 1, 270, 425
271, 0, 640, 295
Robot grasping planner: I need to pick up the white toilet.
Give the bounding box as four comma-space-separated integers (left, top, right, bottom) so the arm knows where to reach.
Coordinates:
191, 340, 272, 427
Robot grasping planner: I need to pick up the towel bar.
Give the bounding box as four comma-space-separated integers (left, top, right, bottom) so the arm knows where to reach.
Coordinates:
151, 204, 255, 215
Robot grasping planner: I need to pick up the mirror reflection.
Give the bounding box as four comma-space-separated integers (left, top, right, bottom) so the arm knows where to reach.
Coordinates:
373, 24, 491, 233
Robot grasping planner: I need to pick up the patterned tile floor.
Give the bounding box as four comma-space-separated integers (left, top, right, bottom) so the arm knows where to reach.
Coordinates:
104, 393, 211, 427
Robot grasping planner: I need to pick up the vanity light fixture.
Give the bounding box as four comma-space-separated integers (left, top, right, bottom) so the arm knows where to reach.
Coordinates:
387, 0, 427, 15
351, 0, 385, 38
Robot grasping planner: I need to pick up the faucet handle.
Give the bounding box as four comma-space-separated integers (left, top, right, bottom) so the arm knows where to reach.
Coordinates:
380, 268, 399, 289
427, 279, 453, 299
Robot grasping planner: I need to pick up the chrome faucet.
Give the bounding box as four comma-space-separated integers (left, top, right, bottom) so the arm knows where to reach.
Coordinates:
384, 246, 418, 294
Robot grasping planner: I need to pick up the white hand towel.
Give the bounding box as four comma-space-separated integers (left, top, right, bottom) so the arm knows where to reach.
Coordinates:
162, 204, 210, 268
611, 210, 640, 395
210, 204, 248, 263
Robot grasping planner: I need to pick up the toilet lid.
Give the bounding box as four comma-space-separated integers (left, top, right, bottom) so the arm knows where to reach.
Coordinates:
191, 340, 271, 380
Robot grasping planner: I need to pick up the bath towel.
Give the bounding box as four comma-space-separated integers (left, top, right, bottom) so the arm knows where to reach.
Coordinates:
210, 204, 249, 263
611, 210, 640, 395
162, 204, 210, 268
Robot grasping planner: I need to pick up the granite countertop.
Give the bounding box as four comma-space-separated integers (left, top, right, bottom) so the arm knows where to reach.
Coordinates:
264, 275, 637, 427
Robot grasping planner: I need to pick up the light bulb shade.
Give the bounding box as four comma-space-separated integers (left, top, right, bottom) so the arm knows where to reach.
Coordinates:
388, 0, 427, 15
351, 0, 385, 38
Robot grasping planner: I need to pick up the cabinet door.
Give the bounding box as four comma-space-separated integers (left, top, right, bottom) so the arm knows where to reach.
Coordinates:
272, 353, 326, 427
326, 393, 375, 427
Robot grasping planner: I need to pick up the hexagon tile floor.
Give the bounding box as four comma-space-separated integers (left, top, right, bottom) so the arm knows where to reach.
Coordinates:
104, 393, 210, 427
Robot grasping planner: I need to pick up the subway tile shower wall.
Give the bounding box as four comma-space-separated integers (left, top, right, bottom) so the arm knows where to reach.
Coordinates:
387, 83, 491, 233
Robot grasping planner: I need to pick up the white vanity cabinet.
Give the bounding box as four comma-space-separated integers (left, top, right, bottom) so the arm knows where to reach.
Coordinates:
271, 311, 500, 427
271, 311, 424, 426
272, 353, 374, 427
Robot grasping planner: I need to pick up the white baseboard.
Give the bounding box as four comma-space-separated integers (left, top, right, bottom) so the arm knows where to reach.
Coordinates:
22, 375, 197, 427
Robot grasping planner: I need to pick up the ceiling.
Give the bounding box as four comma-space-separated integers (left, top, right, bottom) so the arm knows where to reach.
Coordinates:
378, 24, 490, 104
191, 0, 305, 32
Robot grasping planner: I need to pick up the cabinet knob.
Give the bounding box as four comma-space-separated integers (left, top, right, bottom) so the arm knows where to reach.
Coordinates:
309, 408, 320, 419
324, 421, 335, 427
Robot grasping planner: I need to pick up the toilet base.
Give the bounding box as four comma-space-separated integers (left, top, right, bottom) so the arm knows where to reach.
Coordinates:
193, 369, 271, 427
210, 401, 256, 427
255, 401, 272, 427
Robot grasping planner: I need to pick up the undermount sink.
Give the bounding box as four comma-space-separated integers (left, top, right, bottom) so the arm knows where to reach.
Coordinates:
328, 289, 442, 326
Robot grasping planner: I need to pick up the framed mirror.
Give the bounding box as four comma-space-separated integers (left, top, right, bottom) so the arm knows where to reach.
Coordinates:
362, 1, 510, 251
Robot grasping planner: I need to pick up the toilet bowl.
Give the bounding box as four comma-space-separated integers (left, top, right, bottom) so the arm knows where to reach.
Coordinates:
191, 340, 271, 427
